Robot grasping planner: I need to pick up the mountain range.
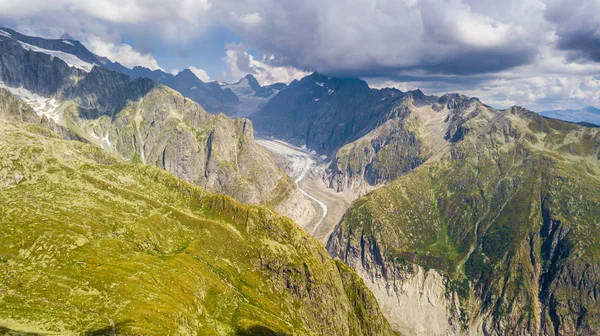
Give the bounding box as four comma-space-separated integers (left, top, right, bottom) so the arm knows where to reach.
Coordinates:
0, 26, 315, 226
253, 69, 600, 335
251, 72, 410, 155
539, 106, 600, 127
0, 27, 284, 117
1, 27, 600, 336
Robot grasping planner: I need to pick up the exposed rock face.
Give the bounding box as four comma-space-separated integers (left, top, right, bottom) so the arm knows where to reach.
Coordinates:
65, 87, 291, 205
0, 32, 299, 211
328, 100, 600, 335
0, 88, 38, 123
0, 101, 398, 335
324, 98, 425, 194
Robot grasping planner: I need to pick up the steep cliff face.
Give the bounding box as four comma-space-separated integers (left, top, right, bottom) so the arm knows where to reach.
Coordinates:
0, 33, 301, 212
0, 106, 398, 335
328, 102, 600, 335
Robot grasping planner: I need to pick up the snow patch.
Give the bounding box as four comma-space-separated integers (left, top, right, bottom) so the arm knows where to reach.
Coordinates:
102, 133, 112, 149
0, 81, 60, 122
62, 40, 74, 46
18, 41, 95, 72
314, 98, 319, 102
328, 89, 335, 95
315, 81, 325, 88
0, 29, 11, 38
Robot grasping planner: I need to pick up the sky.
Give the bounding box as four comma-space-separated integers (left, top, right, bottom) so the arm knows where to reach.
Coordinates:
1, 0, 600, 111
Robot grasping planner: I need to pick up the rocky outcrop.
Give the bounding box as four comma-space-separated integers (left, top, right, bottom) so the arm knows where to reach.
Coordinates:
329, 220, 463, 335
328, 102, 600, 335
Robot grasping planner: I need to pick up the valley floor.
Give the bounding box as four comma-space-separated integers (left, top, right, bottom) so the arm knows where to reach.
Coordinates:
257, 138, 352, 244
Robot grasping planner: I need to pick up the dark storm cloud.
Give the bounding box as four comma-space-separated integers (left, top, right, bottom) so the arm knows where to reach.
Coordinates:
221, 0, 543, 78
545, 0, 600, 62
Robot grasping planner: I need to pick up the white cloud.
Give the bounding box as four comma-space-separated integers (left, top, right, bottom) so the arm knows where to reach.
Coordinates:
83, 35, 162, 70
239, 12, 262, 25
0, 0, 214, 45
189, 66, 211, 82
223, 43, 309, 85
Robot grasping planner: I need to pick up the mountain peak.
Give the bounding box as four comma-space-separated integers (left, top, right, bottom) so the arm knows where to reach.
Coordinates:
302, 72, 369, 89
176, 68, 202, 81
243, 74, 262, 91
60, 32, 75, 40
407, 89, 425, 100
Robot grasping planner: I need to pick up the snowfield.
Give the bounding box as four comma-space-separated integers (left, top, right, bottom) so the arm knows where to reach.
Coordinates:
0, 81, 60, 122
18, 41, 95, 72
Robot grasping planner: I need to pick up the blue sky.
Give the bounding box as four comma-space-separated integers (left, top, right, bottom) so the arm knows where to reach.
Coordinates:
118, 26, 242, 82
1, 0, 600, 111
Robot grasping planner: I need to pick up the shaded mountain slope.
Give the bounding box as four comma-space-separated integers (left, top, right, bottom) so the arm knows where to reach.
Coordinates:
251, 73, 409, 155
324, 91, 453, 194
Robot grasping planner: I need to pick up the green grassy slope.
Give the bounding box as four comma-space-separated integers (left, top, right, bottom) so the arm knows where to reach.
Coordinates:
0, 100, 397, 335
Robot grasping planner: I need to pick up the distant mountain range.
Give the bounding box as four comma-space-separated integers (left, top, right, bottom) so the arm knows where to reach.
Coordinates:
539, 106, 600, 126
0, 27, 285, 116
